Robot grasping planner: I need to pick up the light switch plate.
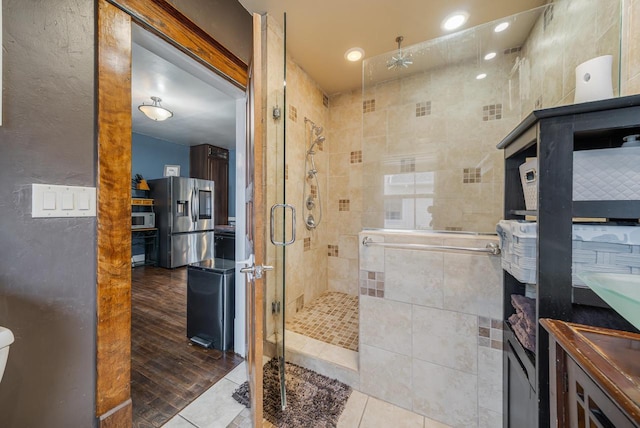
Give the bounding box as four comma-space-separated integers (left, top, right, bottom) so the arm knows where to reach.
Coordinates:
32, 184, 96, 218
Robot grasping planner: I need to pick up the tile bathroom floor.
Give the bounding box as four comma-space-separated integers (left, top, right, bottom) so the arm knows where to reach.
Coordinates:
286, 291, 359, 352
162, 358, 452, 428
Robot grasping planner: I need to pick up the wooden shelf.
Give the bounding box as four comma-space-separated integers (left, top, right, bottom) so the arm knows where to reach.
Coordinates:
132, 198, 154, 206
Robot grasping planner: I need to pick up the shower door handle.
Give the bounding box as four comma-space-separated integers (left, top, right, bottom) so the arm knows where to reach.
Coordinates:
270, 203, 296, 246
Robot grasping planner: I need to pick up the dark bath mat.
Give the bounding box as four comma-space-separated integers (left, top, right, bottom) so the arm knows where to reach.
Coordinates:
232, 358, 352, 427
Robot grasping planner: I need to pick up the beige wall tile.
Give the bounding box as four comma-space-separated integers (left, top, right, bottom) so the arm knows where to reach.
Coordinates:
359, 344, 413, 410
384, 249, 444, 308
413, 306, 478, 374
412, 359, 478, 427
478, 346, 503, 414
360, 295, 412, 354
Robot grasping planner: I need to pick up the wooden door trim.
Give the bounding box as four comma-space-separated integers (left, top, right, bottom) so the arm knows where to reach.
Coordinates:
106, 0, 248, 88
96, 0, 249, 425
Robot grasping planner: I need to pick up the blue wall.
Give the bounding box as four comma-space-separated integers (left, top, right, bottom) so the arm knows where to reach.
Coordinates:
131, 132, 190, 180
131, 132, 236, 218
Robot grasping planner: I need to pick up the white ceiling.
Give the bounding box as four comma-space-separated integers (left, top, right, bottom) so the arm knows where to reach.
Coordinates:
131, 1, 547, 147
131, 25, 243, 149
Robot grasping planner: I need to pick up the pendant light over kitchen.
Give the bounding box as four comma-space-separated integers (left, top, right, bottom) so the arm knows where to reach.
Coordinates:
138, 96, 173, 121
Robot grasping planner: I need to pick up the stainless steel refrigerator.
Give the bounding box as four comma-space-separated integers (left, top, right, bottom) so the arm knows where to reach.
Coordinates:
148, 177, 215, 268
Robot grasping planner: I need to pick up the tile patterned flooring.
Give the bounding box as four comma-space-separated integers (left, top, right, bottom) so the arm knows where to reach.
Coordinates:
162, 358, 448, 428
286, 291, 359, 352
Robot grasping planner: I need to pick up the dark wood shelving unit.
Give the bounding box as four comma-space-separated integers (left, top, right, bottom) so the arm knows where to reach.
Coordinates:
498, 94, 640, 428
190, 144, 229, 225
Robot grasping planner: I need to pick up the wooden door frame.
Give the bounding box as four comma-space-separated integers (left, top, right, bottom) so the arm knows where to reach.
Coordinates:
96, 1, 248, 425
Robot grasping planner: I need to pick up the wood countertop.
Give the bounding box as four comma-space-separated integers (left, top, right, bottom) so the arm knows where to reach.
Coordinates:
540, 318, 640, 424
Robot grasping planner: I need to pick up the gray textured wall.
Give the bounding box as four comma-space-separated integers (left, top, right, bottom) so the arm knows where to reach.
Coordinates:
0, 1, 251, 427
167, 0, 253, 64
0, 1, 97, 427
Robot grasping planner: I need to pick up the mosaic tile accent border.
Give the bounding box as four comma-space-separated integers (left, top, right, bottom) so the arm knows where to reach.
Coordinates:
415, 101, 432, 117
463, 167, 482, 183
328, 244, 339, 257
478, 317, 504, 349
482, 103, 502, 121
310, 184, 317, 198
304, 237, 311, 251
322, 93, 329, 108
339, 199, 350, 211
359, 270, 385, 298
350, 150, 362, 164
363, 99, 376, 113
503, 47, 522, 55
400, 158, 416, 173
289, 105, 297, 122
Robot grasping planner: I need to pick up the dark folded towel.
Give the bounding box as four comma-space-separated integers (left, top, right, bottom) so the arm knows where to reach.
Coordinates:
509, 313, 536, 353
511, 294, 536, 330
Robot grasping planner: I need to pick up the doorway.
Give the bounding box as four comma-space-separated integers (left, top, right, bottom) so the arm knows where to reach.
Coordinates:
95, 1, 258, 426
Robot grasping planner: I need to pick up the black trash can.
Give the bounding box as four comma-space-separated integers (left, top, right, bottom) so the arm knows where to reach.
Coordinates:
187, 258, 235, 351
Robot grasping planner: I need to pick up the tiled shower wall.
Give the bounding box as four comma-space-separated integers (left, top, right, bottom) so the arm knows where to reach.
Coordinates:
358, 230, 503, 427
264, 15, 329, 337
520, 0, 622, 113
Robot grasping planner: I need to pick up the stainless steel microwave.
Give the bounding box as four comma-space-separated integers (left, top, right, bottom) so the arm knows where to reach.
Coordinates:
131, 212, 155, 229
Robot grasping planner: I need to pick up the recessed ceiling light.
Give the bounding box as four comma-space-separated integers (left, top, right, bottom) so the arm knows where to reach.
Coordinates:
442, 11, 469, 31
494, 22, 510, 33
484, 52, 497, 61
476, 73, 487, 80
344, 47, 365, 62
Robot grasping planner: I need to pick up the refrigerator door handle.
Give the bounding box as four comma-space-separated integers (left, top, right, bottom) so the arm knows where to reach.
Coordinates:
191, 187, 197, 224
270, 203, 296, 246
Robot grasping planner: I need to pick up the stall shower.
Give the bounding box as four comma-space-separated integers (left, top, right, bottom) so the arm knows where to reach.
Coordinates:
303, 117, 324, 229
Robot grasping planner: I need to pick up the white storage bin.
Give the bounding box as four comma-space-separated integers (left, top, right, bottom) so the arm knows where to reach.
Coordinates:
497, 220, 640, 286
519, 159, 538, 210
518, 147, 640, 205
574, 147, 640, 201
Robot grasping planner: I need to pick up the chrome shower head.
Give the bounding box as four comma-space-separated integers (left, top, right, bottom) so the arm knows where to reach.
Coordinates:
387, 35, 413, 70
315, 136, 326, 143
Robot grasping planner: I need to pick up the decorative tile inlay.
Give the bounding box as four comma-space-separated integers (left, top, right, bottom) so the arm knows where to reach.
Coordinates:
304, 237, 311, 251
288, 105, 297, 122
286, 291, 359, 351
328, 244, 339, 257
296, 295, 304, 312
463, 167, 482, 183
478, 316, 504, 348
310, 184, 318, 198
285, 164, 288, 180
415, 101, 432, 117
400, 158, 415, 173
363, 99, 376, 113
535, 96, 543, 109
322, 93, 329, 108
339, 199, 350, 211
359, 270, 385, 298
503, 47, 522, 55
543, 3, 554, 30
445, 226, 463, 231
482, 103, 502, 121
350, 150, 362, 164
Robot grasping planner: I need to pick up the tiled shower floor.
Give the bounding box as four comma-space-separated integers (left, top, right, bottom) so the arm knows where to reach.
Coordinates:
286, 291, 359, 352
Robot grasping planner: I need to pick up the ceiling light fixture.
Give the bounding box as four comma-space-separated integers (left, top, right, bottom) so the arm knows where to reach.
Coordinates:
494, 22, 510, 33
484, 52, 497, 61
344, 47, 365, 62
476, 73, 487, 80
442, 11, 469, 31
138, 96, 173, 121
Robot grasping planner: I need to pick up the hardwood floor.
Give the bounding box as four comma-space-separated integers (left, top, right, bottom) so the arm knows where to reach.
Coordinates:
131, 266, 244, 427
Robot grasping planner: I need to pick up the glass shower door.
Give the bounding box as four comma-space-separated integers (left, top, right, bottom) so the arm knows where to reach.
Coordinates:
266, 12, 291, 411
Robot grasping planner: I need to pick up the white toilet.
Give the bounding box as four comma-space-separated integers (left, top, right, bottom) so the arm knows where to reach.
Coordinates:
0, 327, 15, 383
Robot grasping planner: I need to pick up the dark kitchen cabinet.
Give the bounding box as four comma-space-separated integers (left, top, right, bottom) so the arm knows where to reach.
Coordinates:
190, 144, 229, 225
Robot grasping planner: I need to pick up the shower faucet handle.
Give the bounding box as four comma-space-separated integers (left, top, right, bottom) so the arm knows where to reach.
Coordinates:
239, 264, 274, 279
